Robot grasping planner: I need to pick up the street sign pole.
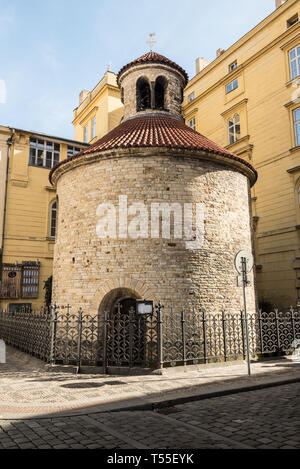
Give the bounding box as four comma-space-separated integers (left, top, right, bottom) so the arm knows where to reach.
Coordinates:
241, 257, 251, 376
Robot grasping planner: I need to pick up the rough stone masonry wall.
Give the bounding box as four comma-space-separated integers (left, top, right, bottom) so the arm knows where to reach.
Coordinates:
52, 149, 256, 318
119, 64, 186, 121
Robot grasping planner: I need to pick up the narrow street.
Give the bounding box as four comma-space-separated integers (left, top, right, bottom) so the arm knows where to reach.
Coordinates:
0, 382, 299, 449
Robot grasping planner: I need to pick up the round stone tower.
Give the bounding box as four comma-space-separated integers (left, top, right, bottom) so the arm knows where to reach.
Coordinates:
50, 51, 257, 318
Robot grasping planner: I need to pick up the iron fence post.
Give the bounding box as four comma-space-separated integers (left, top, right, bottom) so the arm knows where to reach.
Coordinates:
102, 310, 108, 374
222, 311, 227, 362
129, 307, 134, 368
50, 303, 59, 365
240, 310, 246, 360
275, 309, 280, 352
157, 301, 164, 369
291, 307, 296, 345
203, 311, 208, 364
258, 310, 264, 355
76, 308, 83, 374
181, 309, 187, 366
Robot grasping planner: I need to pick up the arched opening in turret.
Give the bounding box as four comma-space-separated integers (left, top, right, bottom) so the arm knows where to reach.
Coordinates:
136, 78, 151, 111
154, 76, 167, 110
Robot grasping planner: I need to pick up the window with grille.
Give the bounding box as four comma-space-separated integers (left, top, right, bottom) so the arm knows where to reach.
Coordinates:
22, 266, 39, 299
228, 114, 241, 144
0, 263, 40, 299
29, 138, 60, 169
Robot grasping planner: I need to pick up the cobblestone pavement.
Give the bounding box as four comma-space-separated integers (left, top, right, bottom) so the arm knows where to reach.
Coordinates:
1, 347, 300, 419
0, 383, 299, 449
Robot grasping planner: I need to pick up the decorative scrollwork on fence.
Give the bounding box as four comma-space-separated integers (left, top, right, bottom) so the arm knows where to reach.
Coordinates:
0, 303, 300, 370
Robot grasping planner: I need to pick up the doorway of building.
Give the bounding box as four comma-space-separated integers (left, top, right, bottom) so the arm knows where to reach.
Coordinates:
106, 298, 147, 367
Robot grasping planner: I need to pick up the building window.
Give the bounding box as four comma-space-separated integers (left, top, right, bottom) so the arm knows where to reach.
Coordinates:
188, 118, 196, 130
67, 145, 81, 158
228, 114, 241, 144
136, 77, 151, 112
50, 201, 57, 238
226, 79, 238, 94
29, 138, 60, 169
287, 14, 298, 29
92, 117, 96, 139
289, 46, 300, 79
188, 92, 195, 103
229, 61, 237, 73
84, 125, 89, 143
155, 76, 167, 110
22, 265, 39, 299
294, 108, 300, 146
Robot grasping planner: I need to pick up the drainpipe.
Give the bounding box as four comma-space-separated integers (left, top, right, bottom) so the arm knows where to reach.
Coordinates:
0, 128, 14, 288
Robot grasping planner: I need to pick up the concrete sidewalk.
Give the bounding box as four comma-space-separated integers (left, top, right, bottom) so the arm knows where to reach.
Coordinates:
0, 346, 300, 420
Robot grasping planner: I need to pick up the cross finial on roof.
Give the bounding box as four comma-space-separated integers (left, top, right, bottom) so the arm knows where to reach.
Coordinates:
147, 33, 156, 52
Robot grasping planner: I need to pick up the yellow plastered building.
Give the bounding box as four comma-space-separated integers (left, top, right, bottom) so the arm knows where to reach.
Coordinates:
0, 127, 88, 310
73, 71, 124, 144
183, 0, 300, 308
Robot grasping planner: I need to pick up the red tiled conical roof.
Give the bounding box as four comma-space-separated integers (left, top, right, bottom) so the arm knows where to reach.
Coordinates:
117, 51, 189, 86
49, 115, 257, 184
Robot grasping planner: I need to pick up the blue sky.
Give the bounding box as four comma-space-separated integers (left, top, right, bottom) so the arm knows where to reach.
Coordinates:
0, 0, 276, 140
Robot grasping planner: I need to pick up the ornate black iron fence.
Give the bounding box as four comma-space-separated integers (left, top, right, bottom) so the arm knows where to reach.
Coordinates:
0, 307, 52, 361
0, 304, 299, 370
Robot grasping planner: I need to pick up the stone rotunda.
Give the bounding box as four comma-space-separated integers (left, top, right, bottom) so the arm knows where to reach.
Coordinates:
50, 51, 257, 320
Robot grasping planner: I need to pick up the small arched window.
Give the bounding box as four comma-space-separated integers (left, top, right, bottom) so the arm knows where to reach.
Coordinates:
136, 78, 151, 111
228, 114, 241, 144
50, 201, 57, 238
155, 76, 167, 110
121, 87, 124, 104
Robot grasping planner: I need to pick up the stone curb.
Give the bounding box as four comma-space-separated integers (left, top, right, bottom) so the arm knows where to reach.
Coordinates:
109, 375, 300, 413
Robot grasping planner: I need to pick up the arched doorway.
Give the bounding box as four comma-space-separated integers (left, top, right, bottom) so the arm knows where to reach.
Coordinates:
99, 288, 156, 368
106, 297, 148, 367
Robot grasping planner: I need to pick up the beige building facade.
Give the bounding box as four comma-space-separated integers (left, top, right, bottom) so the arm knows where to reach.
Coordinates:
183, 0, 300, 308
73, 71, 124, 145
0, 126, 88, 311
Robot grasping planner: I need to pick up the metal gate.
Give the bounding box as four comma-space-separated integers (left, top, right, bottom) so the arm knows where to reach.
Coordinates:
104, 300, 158, 368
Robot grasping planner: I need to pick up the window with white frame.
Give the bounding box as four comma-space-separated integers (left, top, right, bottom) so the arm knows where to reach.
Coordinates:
188, 92, 195, 103
29, 138, 60, 169
84, 125, 89, 143
67, 145, 81, 158
289, 46, 300, 80
188, 117, 196, 130
226, 79, 238, 94
229, 61, 237, 73
294, 108, 300, 146
92, 117, 96, 139
50, 201, 57, 238
228, 114, 241, 144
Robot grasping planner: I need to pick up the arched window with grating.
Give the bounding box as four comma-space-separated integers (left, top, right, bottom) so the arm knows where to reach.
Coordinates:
136, 78, 151, 111
228, 114, 241, 145
155, 76, 167, 110
50, 201, 57, 238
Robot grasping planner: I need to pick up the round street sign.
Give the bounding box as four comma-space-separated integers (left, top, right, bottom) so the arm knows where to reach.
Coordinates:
235, 250, 254, 274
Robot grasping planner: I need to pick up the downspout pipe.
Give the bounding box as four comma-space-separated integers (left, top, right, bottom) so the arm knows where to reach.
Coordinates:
0, 128, 14, 288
